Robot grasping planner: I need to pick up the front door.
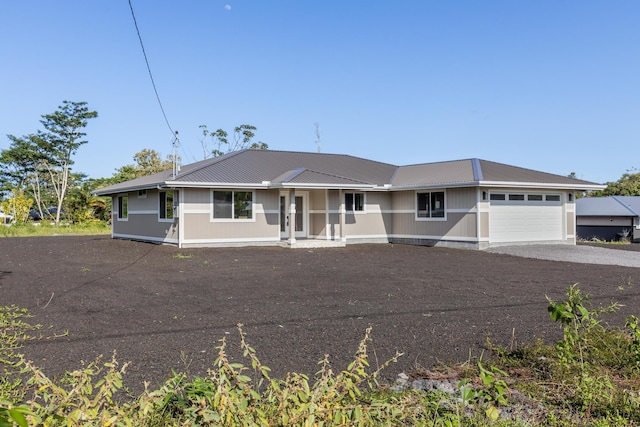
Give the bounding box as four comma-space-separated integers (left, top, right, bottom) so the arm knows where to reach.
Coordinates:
280, 193, 307, 239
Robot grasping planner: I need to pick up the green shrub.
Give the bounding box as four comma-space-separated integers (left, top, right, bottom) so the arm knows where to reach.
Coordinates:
3, 287, 640, 426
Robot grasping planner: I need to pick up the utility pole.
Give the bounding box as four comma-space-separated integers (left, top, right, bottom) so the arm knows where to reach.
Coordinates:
172, 131, 179, 178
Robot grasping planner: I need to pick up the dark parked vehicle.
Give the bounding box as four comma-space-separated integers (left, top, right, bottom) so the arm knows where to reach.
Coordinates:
29, 207, 64, 221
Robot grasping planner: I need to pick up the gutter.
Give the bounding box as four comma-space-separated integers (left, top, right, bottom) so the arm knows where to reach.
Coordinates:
95, 178, 606, 196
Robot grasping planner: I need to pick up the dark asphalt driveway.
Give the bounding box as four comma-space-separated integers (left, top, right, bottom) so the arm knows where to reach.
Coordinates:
2, 236, 640, 393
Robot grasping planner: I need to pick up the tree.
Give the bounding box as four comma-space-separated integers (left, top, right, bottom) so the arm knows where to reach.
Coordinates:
1, 189, 32, 223
38, 101, 98, 222
0, 134, 51, 220
111, 149, 174, 183
1, 101, 98, 223
588, 169, 640, 197
199, 124, 268, 158
66, 178, 109, 223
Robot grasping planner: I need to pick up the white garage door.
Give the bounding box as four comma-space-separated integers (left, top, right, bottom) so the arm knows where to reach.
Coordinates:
490, 193, 563, 243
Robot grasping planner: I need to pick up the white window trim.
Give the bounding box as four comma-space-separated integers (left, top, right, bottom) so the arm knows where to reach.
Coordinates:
158, 190, 175, 223
415, 190, 447, 221
344, 192, 366, 214
210, 190, 256, 223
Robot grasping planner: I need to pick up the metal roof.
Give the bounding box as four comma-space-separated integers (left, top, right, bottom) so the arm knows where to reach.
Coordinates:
478, 160, 596, 186
94, 149, 605, 196
577, 196, 640, 217
169, 150, 397, 185
392, 159, 477, 188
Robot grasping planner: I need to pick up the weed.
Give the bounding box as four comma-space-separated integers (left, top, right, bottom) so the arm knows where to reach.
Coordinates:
3, 286, 640, 426
173, 252, 194, 259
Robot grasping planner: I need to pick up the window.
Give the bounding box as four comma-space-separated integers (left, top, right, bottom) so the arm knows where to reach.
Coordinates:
213, 191, 253, 219
137, 189, 147, 198
117, 196, 128, 220
417, 191, 445, 219
508, 194, 525, 201
490, 193, 505, 201
159, 191, 174, 220
546, 195, 561, 202
345, 192, 364, 212
528, 194, 543, 201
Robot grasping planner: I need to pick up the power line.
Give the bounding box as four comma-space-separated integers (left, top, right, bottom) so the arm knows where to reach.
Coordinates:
128, 0, 175, 137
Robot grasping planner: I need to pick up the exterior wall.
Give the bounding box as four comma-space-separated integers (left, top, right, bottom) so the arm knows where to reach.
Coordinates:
342, 192, 392, 243
308, 190, 327, 238
577, 216, 633, 227
565, 192, 576, 244
389, 188, 479, 247
181, 188, 280, 247
109, 185, 580, 249
576, 215, 635, 242
577, 225, 635, 242
111, 189, 179, 244
326, 190, 341, 240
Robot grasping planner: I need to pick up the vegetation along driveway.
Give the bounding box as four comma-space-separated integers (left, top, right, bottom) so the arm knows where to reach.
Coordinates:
2, 236, 640, 393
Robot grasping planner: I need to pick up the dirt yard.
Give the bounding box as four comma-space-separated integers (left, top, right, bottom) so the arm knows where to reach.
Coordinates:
2, 236, 640, 393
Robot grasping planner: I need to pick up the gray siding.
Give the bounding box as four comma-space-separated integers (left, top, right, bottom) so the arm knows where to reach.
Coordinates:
390, 188, 478, 242
181, 188, 280, 246
111, 190, 179, 243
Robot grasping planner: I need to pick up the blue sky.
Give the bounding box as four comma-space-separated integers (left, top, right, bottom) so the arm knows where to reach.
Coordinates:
1, 1, 638, 184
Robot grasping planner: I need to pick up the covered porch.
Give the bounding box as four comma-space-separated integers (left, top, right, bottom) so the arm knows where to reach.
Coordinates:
278, 188, 348, 248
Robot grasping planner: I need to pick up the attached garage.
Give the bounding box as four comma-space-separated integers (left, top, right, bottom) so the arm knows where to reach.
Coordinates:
489, 193, 563, 243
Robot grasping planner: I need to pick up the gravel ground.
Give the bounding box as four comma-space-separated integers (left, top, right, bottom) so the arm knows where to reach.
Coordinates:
485, 243, 640, 268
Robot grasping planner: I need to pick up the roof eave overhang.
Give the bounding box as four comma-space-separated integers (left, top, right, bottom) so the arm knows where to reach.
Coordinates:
389, 181, 478, 191
279, 183, 375, 190
95, 180, 606, 195
479, 181, 606, 191
93, 182, 167, 196
165, 181, 270, 189
166, 181, 378, 190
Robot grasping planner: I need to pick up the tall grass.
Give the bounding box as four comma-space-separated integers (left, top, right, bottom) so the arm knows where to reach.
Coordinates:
2, 286, 640, 426
0, 221, 110, 238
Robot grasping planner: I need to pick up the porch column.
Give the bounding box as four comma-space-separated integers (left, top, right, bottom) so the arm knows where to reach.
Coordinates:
338, 189, 345, 242
289, 189, 296, 244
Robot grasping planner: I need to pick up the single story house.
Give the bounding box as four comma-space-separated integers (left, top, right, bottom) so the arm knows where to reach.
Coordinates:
576, 196, 640, 242
94, 149, 604, 249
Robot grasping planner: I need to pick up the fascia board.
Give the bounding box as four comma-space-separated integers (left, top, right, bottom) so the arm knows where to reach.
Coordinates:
389, 181, 479, 191
478, 181, 606, 191
279, 183, 376, 190
162, 181, 376, 190
165, 181, 270, 189
93, 183, 165, 196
